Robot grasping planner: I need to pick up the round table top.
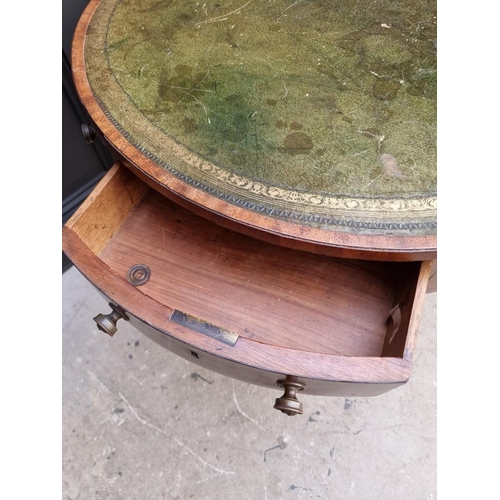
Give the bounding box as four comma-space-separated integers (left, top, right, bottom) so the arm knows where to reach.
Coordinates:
74, 0, 437, 259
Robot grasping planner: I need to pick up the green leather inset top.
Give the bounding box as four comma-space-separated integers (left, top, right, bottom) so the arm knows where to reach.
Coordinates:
83, 0, 437, 235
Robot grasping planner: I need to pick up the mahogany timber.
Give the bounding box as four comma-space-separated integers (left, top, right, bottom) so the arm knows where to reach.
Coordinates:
71, 0, 437, 263
67, 163, 147, 255
62, 163, 431, 396
381, 260, 432, 358
427, 260, 437, 294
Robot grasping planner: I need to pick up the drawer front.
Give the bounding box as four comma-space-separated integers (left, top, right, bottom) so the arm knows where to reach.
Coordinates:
91, 289, 406, 398
63, 163, 431, 415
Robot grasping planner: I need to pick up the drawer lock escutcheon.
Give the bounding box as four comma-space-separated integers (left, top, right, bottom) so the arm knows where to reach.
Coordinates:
126, 264, 151, 286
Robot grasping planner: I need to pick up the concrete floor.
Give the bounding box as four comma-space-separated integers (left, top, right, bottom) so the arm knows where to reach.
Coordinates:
62, 266, 436, 500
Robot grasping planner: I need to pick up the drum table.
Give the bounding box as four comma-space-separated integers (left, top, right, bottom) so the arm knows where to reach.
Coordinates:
63, 0, 437, 415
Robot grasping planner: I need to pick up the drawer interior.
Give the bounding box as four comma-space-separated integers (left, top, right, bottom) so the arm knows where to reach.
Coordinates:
65, 164, 427, 360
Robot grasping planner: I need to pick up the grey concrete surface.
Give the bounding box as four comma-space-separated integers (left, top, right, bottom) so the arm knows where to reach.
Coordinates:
62, 266, 436, 500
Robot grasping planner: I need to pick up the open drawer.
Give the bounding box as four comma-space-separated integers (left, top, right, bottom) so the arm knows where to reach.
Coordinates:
62, 163, 432, 415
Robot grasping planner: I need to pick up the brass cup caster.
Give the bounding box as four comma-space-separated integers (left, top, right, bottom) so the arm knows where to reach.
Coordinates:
273, 376, 306, 416
93, 303, 129, 337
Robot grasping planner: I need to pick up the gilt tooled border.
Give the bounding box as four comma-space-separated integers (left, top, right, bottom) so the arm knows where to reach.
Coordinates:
96, 97, 436, 234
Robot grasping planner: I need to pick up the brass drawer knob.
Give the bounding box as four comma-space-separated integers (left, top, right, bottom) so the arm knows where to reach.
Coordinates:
93, 303, 129, 337
274, 376, 306, 416
81, 123, 97, 144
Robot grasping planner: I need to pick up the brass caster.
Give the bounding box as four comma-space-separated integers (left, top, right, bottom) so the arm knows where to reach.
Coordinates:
93, 303, 129, 337
273, 376, 306, 416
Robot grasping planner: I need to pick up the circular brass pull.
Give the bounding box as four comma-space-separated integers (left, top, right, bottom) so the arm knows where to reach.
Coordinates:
273, 376, 306, 416
93, 303, 129, 337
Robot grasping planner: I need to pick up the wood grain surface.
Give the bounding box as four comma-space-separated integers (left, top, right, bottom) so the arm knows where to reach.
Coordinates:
63, 164, 432, 394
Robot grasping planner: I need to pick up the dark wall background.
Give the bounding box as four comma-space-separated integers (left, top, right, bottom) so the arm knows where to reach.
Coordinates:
62, 0, 113, 272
